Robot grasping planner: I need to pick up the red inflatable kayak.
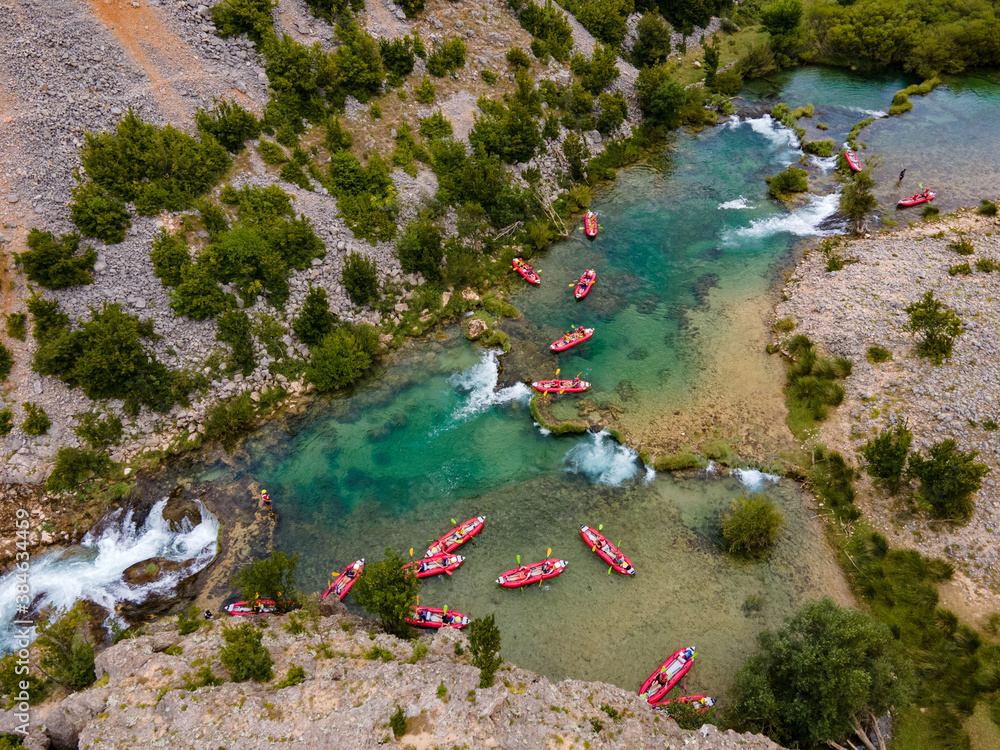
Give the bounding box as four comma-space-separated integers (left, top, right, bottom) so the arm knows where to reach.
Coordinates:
531, 379, 590, 393
321, 558, 365, 601
580, 525, 635, 575
550, 327, 594, 352
574, 269, 596, 299
843, 150, 862, 172
653, 694, 717, 712
898, 190, 935, 207
406, 606, 471, 629
225, 599, 276, 616
496, 559, 567, 587
584, 212, 598, 237
639, 647, 697, 703
513, 257, 540, 284
426, 516, 486, 557
404, 552, 465, 578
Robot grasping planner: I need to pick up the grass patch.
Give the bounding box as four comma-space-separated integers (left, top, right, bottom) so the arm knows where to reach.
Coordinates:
866, 345, 892, 364
653, 452, 702, 471
889, 77, 941, 116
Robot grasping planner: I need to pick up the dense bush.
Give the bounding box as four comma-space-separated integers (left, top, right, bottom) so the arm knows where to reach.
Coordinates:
0, 410, 11, 436
978, 199, 998, 217
34, 604, 97, 691
22, 403, 51, 436
82, 110, 230, 215
69, 180, 131, 244
765, 166, 808, 199
221, 623, 274, 682
74, 411, 123, 449
784, 335, 849, 422
469, 98, 541, 165
426, 37, 466, 77
279, 160, 313, 190
720, 495, 785, 557
204, 392, 257, 446
0, 653, 45, 705
19, 230, 97, 289
506, 47, 532, 71
632, 12, 672, 67
575, 0, 634, 46
331, 22, 386, 102
26, 295, 69, 345
213, 0, 277, 44
231, 550, 301, 612
303, 0, 363, 23
419, 111, 453, 141
904, 291, 963, 364
258, 139, 286, 165
518, 1, 573, 62
572, 45, 620, 95
306, 327, 372, 391
46, 447, 112, 492
861, 423, 912, 493
293, 286, 338, 346
150, 230, 192, 287
636, 65, 687, 128
5, 312, 26, 341
866, 344, 892, 363
217, 309, 256, 376
712, 69, 744, 96
0, 344, 11, 381
327, 151, 398, 243
811, 446, 859, 522
380, 35, 417, 84
196, 99, 262, 153
415, 77, 436, 104
396, 218, 444, 280
907, 440, 989, 521
469, 614, 504, 688
342, 251, 380, 306
802, 138, 835, 157
760, 0, 803, 61
563, 132, 590, 181
840, 166, 878, 233
350, 547, 421, 637
170, 259, 229, 320
595, 92, 628, 135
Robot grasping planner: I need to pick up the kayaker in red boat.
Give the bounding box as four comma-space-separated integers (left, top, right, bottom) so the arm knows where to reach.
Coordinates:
657, 672, 669, 686
923, 188, 930, 198
443, 612, 454, 624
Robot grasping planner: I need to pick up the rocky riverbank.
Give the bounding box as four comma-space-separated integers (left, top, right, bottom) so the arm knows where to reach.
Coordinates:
776, 207, 1000, 604
0, 608, 787, 750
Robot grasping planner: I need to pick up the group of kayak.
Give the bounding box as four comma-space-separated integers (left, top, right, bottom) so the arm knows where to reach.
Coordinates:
639, 646, 716, 716
513, 212, 602, 396
843, 149, 936, 207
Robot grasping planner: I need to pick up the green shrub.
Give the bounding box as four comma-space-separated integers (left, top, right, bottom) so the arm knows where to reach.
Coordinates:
177, 606, 203, 636
506, 48, 532, 70
419, 111, 453, 141
26, 295, 69, 345
204, 392, 256, 446
977, 199, 998, 217
572, 44, 620, 95
293, 286, 338, 346
0, 410, 12, 436
183, 665, 224, 690
258, 139, 287, 165
34, 603, 97, 691
907, 440, 989, 522
5, 312, 26, 341
69, 181, 131, 244
279, 160, 313, 190
784, 337, 849, 422
390, 705, 407, 738
0, 343, 11, 381
396, 218, 443, 280
365, 645, 394, 661
481, 70, 498, 84
170, 259, 228, 320
326, 117, 353, 153
220, 623, 274, 682
575, 0, 632, 46
426, 37, 465, 77
74, 411, 123, 449
712, 69, 744, 96
922, 205, 939, 219
866, 345, 892, 363
415, 77, 436, 103
213, 0, 276, 43
342, 252, 380, 306
230, 550, 301, 613
18, 230, 96, 289
947, 236, 974, 255
632, 12, 672, 67
948, 263, 972, 276
0, 653, 45, 705
150, 230, 192, 288
904, 291, 963, 365
803, 139, 835, 157
216, 309, 256, 376
275, 665, 306, 689
595, 92, 627, 135
46, 447, 112, 492
861, 423, 913, 494
380, 35, 417, 83
975, 258, 1000, 272
518, 1, 573, 62
720, 495, 785, 557
469, 614, 503, 688
195, 99, 262, 153
350, 547, 421, 637
766, 166, 808, 199
306, 328, 372, 391
22, 402, 51, 436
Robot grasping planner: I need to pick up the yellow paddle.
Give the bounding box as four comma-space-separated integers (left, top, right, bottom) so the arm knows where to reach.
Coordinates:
409, 548, 414, 557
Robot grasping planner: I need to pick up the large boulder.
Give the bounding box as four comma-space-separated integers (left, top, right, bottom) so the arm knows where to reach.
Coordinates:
161, 487, 203, 531
465, 317, 489, 340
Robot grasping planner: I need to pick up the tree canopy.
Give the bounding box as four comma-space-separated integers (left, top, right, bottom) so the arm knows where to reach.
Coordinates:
350, 547, 421, 637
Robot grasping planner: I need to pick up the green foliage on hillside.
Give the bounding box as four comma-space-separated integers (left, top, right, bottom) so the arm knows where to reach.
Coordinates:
469, 614, 504, 688
350, 547, 421, 637
904, 291, 963, 365
69, 180, 131, 244
306, 327, 372, 391
632, 12, 672, 67
213, 0, 278, 44
342, 252, 380, 306
571, 44, 620, 95
293, 286, 338, 346
231, 550, 301, 612
46, 448, 113, 492
217, 309, 256, 376
150, 230, 192, 288
196, 99, 262, 153
0, 344, 11, 382
396, 217, 444, 280
426, 37, 466, 77
720, 495, 785, 558
34, 604, 97, 691
19, 230, 97, 289
765, 165, 808, 199
907, 439, 990, 522
517, 1, 573, 62
861, 423, 912, 494
221, 623, 274, 682
783, 334, 849, 424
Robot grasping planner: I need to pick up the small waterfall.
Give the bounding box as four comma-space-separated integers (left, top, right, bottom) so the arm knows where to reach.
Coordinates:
742, 114, 804, 162
730, 468, 781, 492
446, 349, 532, 424
718, 196, 754, 210
726, 192, 843, 242
563, 431, 641, 487
0, 499, 218, 651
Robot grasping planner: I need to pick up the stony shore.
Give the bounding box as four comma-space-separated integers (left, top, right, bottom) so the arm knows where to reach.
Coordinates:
0, 607, 787, 750
776, 208, 1000, 604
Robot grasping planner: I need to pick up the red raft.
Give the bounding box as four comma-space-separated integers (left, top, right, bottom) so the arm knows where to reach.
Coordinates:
843, 150, 863, 172
653, 695, 717, 712
321, 558, 365, 601
406, 606, 471, 629
513, 257, 540, 284
496, 559, 568, 587
550, 327, 594, 352
575, 269, 596, 299
584, 212, 598, 237
580, 525, 635, 575
531, 378, 590, 393
639, 647, 697, 703
426, 516, 486, 556
225, 599, 276, 616
404, 552, 465, 578
898, 190, 936, 207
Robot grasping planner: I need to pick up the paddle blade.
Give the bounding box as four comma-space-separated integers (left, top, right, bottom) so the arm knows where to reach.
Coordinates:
547, 548, 552, 557
608, 566, 613, 575
409, 548, 413, 557
517, 554, 521, 564
443, 605, 448, 614
555, 368, 561, 376
598, 524, 603, 531
451, 518, 457, 525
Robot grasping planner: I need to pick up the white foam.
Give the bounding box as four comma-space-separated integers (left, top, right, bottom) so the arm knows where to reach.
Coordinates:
846, 106, 888, 118
447, 349, 532, 424
563, 430, 640, 487
726, 192, 843, 242
535, 423, 552, 436
809, 155, 838, 172
0, 499, 218, 650
742, 115, 803, 159
643, 465, 657, 484
731, 468, 781, 492
718, 196, 753, 210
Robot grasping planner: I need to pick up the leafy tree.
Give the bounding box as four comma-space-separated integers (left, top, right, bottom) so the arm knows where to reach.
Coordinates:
572, 44, 621, 95
904, 291, 963, 365
230, 550, 301, 613
150, 230, 192, 287
342, 252, 380, 306
727, 597, 912, 749
326, 116, 353, 153
647, 77, 688, 128
213, 0, 277, 44
0, 344, 11, 381
195, 99, 262, 153
426, 37, 466, 77
220, 623, 274, 682
46, 448, 112, 492
379, 35, 417, 84
0, 653, 45, 705
562, 132, 590, 181
595, 92, 628, 135
332, 22, 385, 102
633, 12, 673, 67
518, 1, 574, 62
350, 547, 421, 637
861, 423, 912, 493
293, 286, 338, 346
468, 614, 504, 688
171, 259, 228, 320
217, 309, 256, 376
33, 604, 97, 691
760, 0, 803, 60
22, 402, 51, 436
0, 410, 11, 436
306, 328, 372, 391
210, 225, 289, 305
69, 180, 131, 244
577, 0, 634, 46
703, 39, 720, 89
720, 495, 785, 557
5, 312, 26, 341
766, 165, 809, 199
419, 111, 453, 140
396, 218, 444, 280
204, 392, 257, 446
506, 48, 532, 71
71, 304, 156, 401
840, 165, 878, 233
73, 411, 123, 449
907, 440, 989, 522
415, 77, 436, 104
26, 295, 69, 346
18, 230, 97, 289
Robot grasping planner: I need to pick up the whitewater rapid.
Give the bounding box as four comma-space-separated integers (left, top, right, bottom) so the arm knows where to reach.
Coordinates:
446, 349, 532, 424
563, 430, 642, 487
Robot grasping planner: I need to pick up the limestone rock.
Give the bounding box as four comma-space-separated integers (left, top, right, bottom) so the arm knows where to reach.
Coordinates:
466, 317, 488, 339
